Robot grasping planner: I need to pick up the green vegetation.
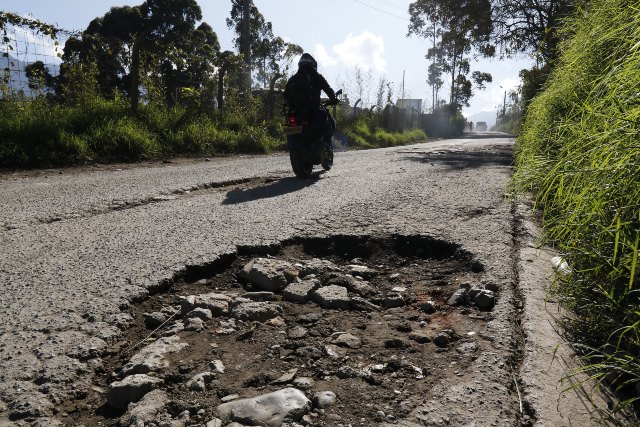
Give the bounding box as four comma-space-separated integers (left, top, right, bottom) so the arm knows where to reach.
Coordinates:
513, 0, 640, 413
492, 90, 522, 134
341, 115, 427, 149
0, 92, 282, 168
0, 2, 426, 169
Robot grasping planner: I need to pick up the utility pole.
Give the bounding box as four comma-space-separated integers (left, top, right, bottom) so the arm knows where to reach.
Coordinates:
401, 70, 405, 100
432, 21, 436, 112
503, 90, 507, 116
241, 0, 251, 94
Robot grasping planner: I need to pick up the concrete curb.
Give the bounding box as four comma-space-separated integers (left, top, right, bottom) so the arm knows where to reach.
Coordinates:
515, 200, 621, 426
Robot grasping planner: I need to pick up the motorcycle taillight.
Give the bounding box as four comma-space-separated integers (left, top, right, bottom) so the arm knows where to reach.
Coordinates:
288, 115, 297, 126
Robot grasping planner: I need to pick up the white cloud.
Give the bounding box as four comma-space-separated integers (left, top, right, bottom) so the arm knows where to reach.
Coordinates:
333, 32, 387, 72
309, 32, 388, 73
313, 43, 338, 67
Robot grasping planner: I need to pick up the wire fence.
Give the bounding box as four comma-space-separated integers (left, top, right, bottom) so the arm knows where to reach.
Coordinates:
1, 22, 72, 97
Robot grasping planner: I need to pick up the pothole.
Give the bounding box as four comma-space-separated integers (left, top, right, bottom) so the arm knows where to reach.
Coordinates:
64, 235, 502, 426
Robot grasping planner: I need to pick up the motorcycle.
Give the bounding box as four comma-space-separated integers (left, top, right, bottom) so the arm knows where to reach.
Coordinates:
282, 89, 342, 178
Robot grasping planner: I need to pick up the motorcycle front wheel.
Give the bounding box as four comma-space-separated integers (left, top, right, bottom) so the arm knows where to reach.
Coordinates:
289, 149, 313, 178
321, 145, 334, 171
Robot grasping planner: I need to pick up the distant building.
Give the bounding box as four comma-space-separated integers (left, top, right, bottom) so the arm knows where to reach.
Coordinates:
396, 99, 422, 113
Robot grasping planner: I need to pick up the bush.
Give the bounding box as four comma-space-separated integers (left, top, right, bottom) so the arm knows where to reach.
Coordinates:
513, 0, 640, 413
87, 117, 159, 161
341, 115, 426, 149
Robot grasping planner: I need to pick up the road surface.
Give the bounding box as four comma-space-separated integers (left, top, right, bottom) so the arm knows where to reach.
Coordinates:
0, 134, 615, 426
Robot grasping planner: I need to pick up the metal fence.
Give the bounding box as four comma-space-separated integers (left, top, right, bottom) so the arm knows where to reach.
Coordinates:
1, 22, 69, 97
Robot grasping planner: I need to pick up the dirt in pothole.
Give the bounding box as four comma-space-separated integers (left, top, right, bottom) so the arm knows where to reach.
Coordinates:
64, 235, 498, 426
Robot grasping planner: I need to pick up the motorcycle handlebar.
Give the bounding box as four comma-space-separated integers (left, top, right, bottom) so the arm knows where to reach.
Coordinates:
322, 98, 341, 107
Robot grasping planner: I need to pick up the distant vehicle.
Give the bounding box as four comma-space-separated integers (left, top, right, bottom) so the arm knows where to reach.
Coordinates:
476, 121, 488, 132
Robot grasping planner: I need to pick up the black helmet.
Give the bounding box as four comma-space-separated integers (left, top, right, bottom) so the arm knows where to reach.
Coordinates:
298, 53, 317, 70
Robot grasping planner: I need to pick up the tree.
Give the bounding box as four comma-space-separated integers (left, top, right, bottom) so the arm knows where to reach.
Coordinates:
409, 0, 494, 111
24, 61, 55, 93
60, 0, 220, 108
227, 0, 258, 92
492, 0, 580, 64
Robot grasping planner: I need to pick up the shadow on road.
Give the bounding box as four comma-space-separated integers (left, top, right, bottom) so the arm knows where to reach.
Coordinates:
222, 173, 324, 205
403, 146, 513, 170
460, 131, 515, 139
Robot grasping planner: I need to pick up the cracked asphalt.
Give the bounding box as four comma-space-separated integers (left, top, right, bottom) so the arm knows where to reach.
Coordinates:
1, 134, 536, 425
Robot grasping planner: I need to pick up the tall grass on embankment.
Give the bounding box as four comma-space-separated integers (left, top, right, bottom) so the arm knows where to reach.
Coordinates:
513, 0, 640, 414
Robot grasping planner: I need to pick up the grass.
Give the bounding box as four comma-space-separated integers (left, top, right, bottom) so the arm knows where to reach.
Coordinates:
340, 115, 427, 149
0, 95, 282, 168
513, 0, 640, 416
0, 93, 428, 169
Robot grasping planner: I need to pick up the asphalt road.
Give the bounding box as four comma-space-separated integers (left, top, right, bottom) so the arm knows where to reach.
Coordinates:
1, 134, 527, 425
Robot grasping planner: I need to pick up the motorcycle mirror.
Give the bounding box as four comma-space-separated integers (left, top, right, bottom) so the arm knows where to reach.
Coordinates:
335, 89, 343, 96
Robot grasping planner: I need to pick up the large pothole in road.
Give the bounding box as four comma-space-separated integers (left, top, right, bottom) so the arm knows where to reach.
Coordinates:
67, 235, 500, 427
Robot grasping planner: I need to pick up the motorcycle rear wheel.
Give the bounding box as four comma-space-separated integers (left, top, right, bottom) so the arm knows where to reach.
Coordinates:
289, 150, 313, 178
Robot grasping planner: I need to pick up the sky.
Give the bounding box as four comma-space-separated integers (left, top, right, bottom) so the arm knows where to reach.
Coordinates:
1, 0, 533, 122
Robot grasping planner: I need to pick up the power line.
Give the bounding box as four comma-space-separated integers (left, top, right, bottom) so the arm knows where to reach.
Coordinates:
368, 0, 409, 12
348, 0, 409, 22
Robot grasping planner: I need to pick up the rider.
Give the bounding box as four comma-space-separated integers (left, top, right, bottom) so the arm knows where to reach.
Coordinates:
284, 53, 338, 145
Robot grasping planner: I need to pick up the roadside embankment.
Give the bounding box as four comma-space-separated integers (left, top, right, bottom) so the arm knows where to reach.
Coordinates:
513, 0, 640, 416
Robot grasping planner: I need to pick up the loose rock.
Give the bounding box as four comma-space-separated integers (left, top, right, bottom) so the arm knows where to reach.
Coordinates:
216, 387, 311, 427
184, 307, 213, 321
283, 279, 319, 303
122, 336, 188, 375
143, 312, 168, 329
347, 265, 379, 279
421, 301, 436, 314
295, 258, 341, 276
210, 360, 225, 373
243, 291, 276, 301
312, 285, 350, 310
408, 332, 431, 344
447, 288, 468, 306
122, 389, 168, 425
288, 326, 308, 339
292, 377, 315, 390
272, 368, 298, 385
232, 302, 283, 322
194, 293, 232, 317
474, 289, 496, 311
349, 296, 380, 311
324, 344, 347, 359
313, 391, 337, 409
185, 317, 205, 332
206, 419, 223, 427
238, 258, 297, 291
331, 333, 362, 349
433, 332, 451, 348
381, 294, 405, 309
106, 374, 162, 409
186, 372, 216, 391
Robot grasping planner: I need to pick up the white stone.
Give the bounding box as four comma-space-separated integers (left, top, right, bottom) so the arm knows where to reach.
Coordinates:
216, 387, 311, 427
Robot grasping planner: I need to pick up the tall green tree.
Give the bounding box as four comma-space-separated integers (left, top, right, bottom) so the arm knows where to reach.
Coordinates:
227, 0, 257, 92
60, 0, 220, 108
409, 0, 493, 110
24, 60, 55, 93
